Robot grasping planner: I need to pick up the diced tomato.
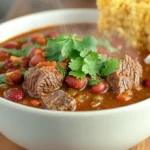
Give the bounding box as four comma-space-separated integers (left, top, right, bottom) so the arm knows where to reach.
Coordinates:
30, 100, 40, 107
117, 93, 131, 102
65, 76, 87, 89
37, 61, 56, 68
91, 81, 108, 94
143, 79, 150, 88
4, 88, 25, 102
30, 55, 46, 66
27, 48, 43, 59
3, 41, 20, 49
45, 31, 59, 39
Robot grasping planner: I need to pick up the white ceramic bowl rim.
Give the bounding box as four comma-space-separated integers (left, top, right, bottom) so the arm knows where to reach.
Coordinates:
0, 8, 149, 116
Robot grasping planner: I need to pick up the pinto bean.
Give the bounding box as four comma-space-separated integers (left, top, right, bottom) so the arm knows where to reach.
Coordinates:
91, 81, 108, 94
30, 55, 46, 66
4, 88, 25, 102
65, 76, 87, 89
27, 48, 43, 59
6, 70, 23, 84
3, 41, 20, 49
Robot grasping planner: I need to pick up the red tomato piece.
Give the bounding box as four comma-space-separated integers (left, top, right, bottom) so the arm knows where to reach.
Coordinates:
30, 100, 40, 107
117, 93, 131, 102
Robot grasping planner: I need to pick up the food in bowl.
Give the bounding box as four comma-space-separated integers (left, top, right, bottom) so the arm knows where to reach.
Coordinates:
0, 23, 149, 111
0, 9, 150, 150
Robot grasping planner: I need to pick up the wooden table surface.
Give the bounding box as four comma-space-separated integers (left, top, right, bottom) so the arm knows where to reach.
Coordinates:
0, 0, 149, 149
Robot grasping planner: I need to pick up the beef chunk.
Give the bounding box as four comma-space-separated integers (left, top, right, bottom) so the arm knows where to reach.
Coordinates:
41, 90, 76, 111
107, 55, 142, 94
24, 62, 63, 98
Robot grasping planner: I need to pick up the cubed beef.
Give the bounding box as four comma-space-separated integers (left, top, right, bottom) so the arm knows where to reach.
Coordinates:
107, 55, 142, 94
24, 62, 63, 98
41, 90, 76, 111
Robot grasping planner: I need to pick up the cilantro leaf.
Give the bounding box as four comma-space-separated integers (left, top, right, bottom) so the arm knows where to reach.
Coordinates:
82, 51, 102, 78
100, 58, 120, 76
81, 36, 97, 52
0, 75, 6, 84
46, 34, 97, 62
76, 36, 97, 57
46, 34, 120, 79
2, 44, 40, 57
61, 38, 73, 59
23, 70, 29, 79
69, 57, 84, 71
98, 37, 118, 53
0, 62, 4, 69
69, 71, 86, 79
88, 79, 102, 86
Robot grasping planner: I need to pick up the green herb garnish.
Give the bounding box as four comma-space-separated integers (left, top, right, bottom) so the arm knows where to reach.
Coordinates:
46, 34, 120, 82
23, 70, 29, 79
100, 58, 120, 77
0, 62, 4, 69
2, 44, 40, 57
46, 34, 97, 62
98, 37, 118, 53
88, 79, 102, 86
0, 75, 6, 84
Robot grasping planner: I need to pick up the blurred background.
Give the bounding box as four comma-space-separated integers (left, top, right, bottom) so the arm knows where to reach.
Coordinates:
0, 0, 96, 22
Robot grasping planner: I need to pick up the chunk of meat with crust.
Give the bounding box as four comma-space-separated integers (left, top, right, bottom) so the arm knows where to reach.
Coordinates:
107, 55, 142, 94
24, 62, 63, 98
41, 90, 76, 111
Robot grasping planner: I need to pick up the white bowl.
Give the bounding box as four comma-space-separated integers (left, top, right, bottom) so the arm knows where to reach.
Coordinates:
0, 9, 150, 150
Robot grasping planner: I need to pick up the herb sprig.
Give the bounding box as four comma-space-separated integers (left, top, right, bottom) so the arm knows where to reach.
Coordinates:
45, 34, 120, 82
2, 44, 40, 57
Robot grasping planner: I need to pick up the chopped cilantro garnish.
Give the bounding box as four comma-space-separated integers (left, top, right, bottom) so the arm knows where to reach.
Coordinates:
100, 58, 120, 77
98, 37, 118, 53
46, 34, 97, 62
2, 44, 40, 57
0, 75, 6, 84
23, 70, 29, 79
0, 62, 4, 69
46, 34, 120, 81
88, 79, 102, 86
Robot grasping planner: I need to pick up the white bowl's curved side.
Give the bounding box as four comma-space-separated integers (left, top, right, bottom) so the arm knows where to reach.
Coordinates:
0, 9, 98, 43
0, 9, 150, 150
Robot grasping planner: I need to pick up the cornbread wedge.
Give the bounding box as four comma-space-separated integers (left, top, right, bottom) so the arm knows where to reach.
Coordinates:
97, 0, 150, 51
